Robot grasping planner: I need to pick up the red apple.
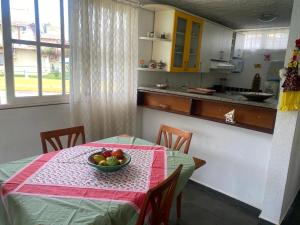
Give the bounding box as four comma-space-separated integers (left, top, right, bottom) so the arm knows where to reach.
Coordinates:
111, 149, 124, 159
102, 150, 112, 158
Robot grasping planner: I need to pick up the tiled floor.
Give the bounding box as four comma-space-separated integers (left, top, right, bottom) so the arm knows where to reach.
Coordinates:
170, 181, 300, 225
281, 192, 300, 225
169, 181, 261, 225
169, 181, 300, 225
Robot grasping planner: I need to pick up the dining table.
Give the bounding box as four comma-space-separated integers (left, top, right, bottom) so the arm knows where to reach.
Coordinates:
0, 136, 205, 225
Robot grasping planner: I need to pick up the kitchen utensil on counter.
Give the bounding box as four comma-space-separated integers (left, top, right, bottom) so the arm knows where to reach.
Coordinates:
240, 92, 273, 102
187, 88, 216, 95
155, 83, 168, 89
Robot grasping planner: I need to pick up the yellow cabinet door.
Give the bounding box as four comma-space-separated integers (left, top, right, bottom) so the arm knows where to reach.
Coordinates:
170, 11, 190, 72
170, 11, 204, 72
185, 17, 204, 72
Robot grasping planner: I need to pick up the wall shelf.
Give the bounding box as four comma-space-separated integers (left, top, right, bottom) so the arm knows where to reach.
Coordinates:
137, 67, 167, 72
139, 36, 171, 42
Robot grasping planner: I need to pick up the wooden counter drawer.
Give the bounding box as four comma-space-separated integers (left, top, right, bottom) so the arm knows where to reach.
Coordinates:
192, 100, 276, 132
139, 92, 191, 114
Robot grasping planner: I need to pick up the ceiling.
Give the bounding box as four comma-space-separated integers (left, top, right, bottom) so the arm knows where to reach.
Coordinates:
149, 0, 294, 29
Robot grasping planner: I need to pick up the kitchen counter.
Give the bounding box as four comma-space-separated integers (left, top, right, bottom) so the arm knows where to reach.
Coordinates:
137, 87, 278, 134
138, 86, 278, 109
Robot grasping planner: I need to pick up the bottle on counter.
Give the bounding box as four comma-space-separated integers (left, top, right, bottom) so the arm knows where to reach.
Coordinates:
251, 73, 261, 92
252, 64, 262, 92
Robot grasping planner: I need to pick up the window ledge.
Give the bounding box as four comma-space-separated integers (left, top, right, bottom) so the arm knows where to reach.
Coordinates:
0, 96, 69, 110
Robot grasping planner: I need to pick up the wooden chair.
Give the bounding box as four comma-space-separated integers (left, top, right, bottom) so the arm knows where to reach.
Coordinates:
40, 126, 86, 153
156, 124, 193, 219
136, 165, 183, 225
156, 124, 192, 154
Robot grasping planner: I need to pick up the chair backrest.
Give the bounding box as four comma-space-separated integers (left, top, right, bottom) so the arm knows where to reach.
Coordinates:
156, 124, 192, 154
40, 126, 86, 153
136, 164, 183, 225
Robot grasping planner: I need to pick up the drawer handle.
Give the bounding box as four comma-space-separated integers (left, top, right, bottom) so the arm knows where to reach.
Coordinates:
158, 104, 168, 109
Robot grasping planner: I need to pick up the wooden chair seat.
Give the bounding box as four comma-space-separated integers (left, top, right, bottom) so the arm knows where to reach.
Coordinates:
40, 126, 86, 153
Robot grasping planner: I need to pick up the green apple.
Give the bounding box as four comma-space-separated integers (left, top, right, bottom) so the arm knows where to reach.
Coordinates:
106, 156, 120, 166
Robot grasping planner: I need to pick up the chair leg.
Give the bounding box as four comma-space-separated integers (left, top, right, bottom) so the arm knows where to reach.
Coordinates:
177, 192, 182, 219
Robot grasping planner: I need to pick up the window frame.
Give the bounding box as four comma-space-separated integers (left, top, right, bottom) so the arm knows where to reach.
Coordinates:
0, 0, 69, 107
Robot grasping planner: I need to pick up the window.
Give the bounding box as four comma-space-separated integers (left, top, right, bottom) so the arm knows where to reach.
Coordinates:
0, 1, 6, 104
240, 28, 289, 51
0, 0, 69, 106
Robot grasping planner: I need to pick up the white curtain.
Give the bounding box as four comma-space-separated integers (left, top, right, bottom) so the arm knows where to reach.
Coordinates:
69, 0, 138, 141
240, 28, 289, 50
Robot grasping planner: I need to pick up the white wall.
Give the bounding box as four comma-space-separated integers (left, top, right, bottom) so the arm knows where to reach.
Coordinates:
0, 104, 70, 164
141, 108, 273, 208
279, 0, 300, 221
259, 112, 297, 224
226, 50, 285, 89
260, 0, 300, 224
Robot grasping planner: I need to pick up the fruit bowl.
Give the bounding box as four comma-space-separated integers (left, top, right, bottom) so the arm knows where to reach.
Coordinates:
87, 149, 131, 172
240, 92, 274, 102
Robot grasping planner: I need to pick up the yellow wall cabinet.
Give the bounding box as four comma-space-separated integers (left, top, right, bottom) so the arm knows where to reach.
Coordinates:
142, 5, 204, 72
170, 11, 204, 72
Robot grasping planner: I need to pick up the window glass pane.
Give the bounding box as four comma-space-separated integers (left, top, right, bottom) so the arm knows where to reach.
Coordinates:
65, 48, 70, 94
13, 44, 38, 97
188, 21, 201, 68
41, 47, 62, 95
0, 1, 6, 104
10, 0, 36, 41
39, 0, 61, 44
173, 17, 187, 68
64, 0, 69, 44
